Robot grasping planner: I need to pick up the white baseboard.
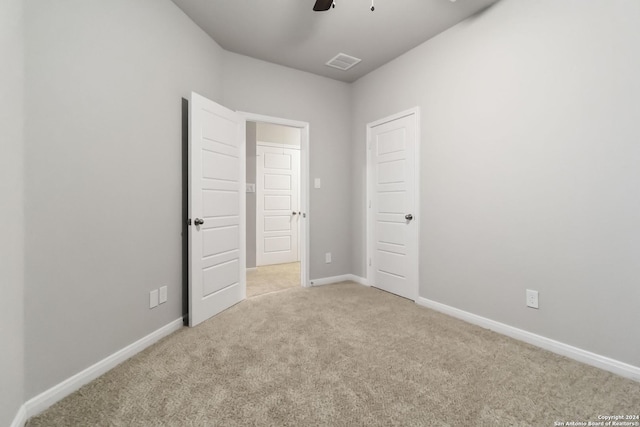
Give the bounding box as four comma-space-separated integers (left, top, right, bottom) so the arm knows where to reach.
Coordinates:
246, 267, 257, 272
23, 317, 184, 420
10, 404, 26, 427
348, 275, 369, 286
416, 297, 640, 382
310, 274, 368, 287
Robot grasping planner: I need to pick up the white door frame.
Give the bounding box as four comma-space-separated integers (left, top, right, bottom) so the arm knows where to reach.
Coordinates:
366, 107, 421, 300
238, 112, 310, 288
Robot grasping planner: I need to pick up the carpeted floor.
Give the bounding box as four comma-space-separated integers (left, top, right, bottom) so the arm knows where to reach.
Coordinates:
27, 283, 640, 426
246, 262, 300, 297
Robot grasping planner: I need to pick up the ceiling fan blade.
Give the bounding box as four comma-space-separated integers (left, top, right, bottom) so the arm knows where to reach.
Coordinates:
313, 0, 333, 11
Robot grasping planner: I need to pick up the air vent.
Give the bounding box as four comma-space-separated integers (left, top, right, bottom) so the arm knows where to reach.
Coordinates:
325, 53, 361, 71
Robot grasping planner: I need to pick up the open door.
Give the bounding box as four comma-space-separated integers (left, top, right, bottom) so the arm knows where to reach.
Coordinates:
189, 92, 245, 327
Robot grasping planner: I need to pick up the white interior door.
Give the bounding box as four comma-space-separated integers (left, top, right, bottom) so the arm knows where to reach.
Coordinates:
189, 92, 245, 327
368, 109, 419, 301
256, 144, 300, 266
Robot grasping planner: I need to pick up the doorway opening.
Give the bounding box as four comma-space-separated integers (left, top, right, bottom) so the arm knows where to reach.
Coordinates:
241, 113, 310, 297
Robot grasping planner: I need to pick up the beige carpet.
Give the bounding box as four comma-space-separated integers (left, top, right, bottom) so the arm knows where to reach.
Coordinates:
27, 283, 640, 426
246, 262, 300, 297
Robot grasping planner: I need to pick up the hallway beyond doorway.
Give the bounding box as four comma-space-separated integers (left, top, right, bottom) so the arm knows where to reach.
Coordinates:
247, 262, 300, 297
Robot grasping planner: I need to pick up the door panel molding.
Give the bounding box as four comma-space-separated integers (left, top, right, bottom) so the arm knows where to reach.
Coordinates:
189, 92, 246, 327
366, 107, 420, 301
257, 145, 300, 266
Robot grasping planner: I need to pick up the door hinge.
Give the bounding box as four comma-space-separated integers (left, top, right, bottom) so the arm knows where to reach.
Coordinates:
187, 218, 192, 226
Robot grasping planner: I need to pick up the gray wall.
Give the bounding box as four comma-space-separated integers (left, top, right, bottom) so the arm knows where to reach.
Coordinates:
246, 122, 257, 269
24, 0, 225, 398
0, 0, 25, 423
222, 51, 352, 280
352, 0, 640, 366
257, 122, 301, 147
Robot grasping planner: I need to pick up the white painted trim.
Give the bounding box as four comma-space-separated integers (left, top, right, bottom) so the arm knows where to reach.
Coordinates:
310, 274, 368, 287
246, 267, 257, 272
416, 297, 640, 382
256, 140, 300, 150
238, 112, 305, 129
300, 124, 310, 288
238, 111, 311, 288
348, 275, 369, 286
239, 119, 247, 300
24, 318, 184, 419
10, 404, 26, 427
366, 107, 421, 301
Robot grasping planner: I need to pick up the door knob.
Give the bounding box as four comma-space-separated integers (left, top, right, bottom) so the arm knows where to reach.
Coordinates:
405, 214, 413, 221
292, 211, 297, 215
194, 218, 204, 226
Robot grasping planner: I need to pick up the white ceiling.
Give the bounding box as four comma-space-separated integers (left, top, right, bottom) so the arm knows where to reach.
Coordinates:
171, 0, 500, 83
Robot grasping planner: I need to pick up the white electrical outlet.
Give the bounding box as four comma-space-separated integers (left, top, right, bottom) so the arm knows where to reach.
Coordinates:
159, 286, 167, 304
149, 289, 159, 309
526, 289, 539, 309
325, 252, 332, 263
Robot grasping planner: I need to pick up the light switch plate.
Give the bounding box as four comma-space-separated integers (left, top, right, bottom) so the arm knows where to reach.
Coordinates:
314, 178, 321, 189
526, 289, 539, 309
149, 290, 159, 309
159, 286, 167, 304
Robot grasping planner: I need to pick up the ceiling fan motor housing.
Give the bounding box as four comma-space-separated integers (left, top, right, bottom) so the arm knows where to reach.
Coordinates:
313, 0, 375, 11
